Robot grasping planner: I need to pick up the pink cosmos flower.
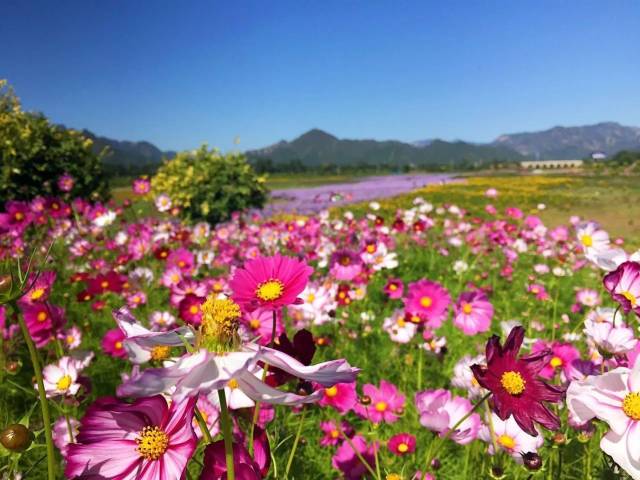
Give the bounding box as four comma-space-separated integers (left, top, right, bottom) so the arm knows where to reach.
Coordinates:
403, 279, 451, 328
22, 302, 65, 348
230, 254, 313, 312
240, 307, 284, 345
531, 341, 580, 381
527, 283, 549, 301
576, 288, 601, 307
319, 382, 358, 414
319, 420, 348, 447
383, 278, 404, 299
132, 177, 151, 195
387, 432, 416, 456
567, 358, 640, 480
66, 395, 197, 480
415, 389, 481, 445
354, 380, 405, 424
453, 290, 494, 335
584, 317, 637, 356
42, 356, 81, 398
53, 416, 79, 458
166, 248, 195, 274
18, 271, 57, 307
604, 261, 640, 317
101, 328, 128, 358
329, 250, 363, 281
57, 173, 74, 192
332, 435, 377, 480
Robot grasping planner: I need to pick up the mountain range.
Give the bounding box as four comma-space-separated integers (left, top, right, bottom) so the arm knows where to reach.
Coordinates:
84, 122, 640, 168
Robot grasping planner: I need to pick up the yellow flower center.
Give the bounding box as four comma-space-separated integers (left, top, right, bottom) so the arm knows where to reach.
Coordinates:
366, 245, 376, 253
189, 305, 199, 315
580, 234, 593, 247
56, 375, 72, 391
330, 429, 340, 439
550, 356, 563, 368
150, 345, 171, 361
497, 434, 516, 450
200, 296, 242, 350
228, 378, 239, 389
420, 296, 432, 308
387, 475, 402, 480
66, 335, 75, 345
256, 279, 285, 302
500, 371, 526, 395
307, 293, 316, 303
410, 315, 421, 323
136, 426, 169, 460
249, 319, 261, 330
397, 442, 409, 453
375, 401, 388, 412
622, 392, 640, 421
325, 386, 338, 397
30, 288, 45, 300
115, 341, 123, 350
396, 317, 406, 327
37, 311, 48, 322
178, 261, 186, 268
100, 281, 109, 289
389, 284, 397, 291
622, 291, 637, 306
462, 302, 473, 314
171, 274, 180, 283
14, 212, 24, 221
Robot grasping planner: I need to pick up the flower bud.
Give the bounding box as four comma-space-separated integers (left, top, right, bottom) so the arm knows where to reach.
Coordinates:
359, 395, 372, 406
522, 452, 542, 471
0, 274, 12, 294
489, 466, 505, 479
0, 424, 32, 452
552, 432, 566, 445
430, 458, 441, 470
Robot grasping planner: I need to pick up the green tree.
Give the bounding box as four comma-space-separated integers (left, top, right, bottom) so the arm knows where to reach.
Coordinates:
0, 80, 109, 203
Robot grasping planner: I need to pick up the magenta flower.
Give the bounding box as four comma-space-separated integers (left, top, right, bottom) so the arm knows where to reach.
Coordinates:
101, 328, 128, 358
354, 380, 405, 424
531, 340, 580, 381
65, 395, 197, 479
471, 326, 564, 436
166, 248, 195, 274
332, 435, 377, 480
230, 255, 313, 312
527, 283, 549, 301
604, 261, 640, 317
18, 271, 57, 307
200, 429, 270, 480
383, 278, 404, 299
132, 177, 151, 195
319, 382, 358, 414
387, 432, 416, 456
403, 280, 451, 328
57, 173, 75, 192
319, 420, 348, 447
329, 250, 363, 281
22, 302, 65, 348
241, 307, 284, 346
453, 290, 494, 335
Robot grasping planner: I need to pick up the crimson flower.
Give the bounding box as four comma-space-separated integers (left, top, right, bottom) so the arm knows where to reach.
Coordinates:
470, 326, 564, 436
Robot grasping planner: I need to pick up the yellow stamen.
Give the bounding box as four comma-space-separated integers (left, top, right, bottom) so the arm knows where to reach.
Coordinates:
200, 296, 242, 349
150, 345, 171, 361
37, 311, 47, 322
622, 291, 637, 306
330, 429, 340, 439
325, 386, 338, 397
622, 392, 640, 421
136, 426, 169, 460
56, 375, 72, 391
497, 434, 516, 450
228, 378, 239, 389
189, 305, 199, 315
375, 401, 387, 412
500, 371, 526, 395
30, 288, 45, 300
397, 442, 409, 453
462, 302, 473, 314
580, 234, 593, 247
115, 341, 123, 350
420, 296, 432, 308
249, 319, 261, 330
256, 279, 285, 302
550, 356, 563, 368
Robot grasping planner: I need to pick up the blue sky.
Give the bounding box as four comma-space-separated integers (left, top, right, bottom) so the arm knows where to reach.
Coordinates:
2, 1, 639, 151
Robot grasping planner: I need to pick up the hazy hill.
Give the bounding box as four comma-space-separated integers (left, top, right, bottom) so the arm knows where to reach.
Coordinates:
491, 122, 640, 159
78, 129, 176, 167
247, 128, 523, 167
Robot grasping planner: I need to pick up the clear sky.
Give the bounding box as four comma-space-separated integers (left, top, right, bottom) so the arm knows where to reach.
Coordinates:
2, 0, 639, 151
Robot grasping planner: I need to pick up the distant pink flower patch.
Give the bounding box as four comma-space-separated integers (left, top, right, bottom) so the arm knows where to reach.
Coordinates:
330, 249, 363, 281
453, 290, 494, 335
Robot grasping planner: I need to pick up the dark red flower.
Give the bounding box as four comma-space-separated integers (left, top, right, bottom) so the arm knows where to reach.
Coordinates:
470, 326, 564, 436
267, 329, 316, 387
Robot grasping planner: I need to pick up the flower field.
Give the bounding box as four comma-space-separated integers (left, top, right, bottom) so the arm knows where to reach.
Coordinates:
2, 174, 640, 480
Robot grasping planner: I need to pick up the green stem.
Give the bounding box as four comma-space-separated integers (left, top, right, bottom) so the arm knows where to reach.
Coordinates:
15, 302, 56, 480
284, 410, 306, 478
218, 389, 235, 480
194, 407, 213, 444
423, 392, 491, 478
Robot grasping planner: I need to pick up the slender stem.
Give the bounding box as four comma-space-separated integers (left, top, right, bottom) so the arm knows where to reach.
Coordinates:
194, 407, 213, 444
217, 389, 235, 480
64, 411, 76, 443
423, 392, 491, 478
417, 345, 423, 391
15, 302, 56, 480
284, 410, 306, 478
249, 309, 279, 455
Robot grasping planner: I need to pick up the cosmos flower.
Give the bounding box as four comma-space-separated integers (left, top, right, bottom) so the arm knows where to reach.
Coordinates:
132, 177, 151, 195
22, 302, 65, 348
451, 354, 486, 399
354, 380, 405, 424
230, 255, 313, 312
584, 316, 637, 356
453, 290, 494, 335
415, 389, 481, 445
57, 173, 74, 192
603, 261, 640, 317
382, 309, 417, 343
470, 326, 564, 436
479, 413, 543, 461
567, 358, 640, 480
65, 395, 197, 480
329, 250, 363, 281
403, 279, 451, 328
117, 297, 359, 405
155, 193, 172, 212
42, 356, 81, 398
319, 382, 358, 414
332, 435, 377, 480
240, 307, 284, 345
531, 341, 580, 381
101, 328, 128, 359
387, 433, 416, 456
383, 278, 404, 299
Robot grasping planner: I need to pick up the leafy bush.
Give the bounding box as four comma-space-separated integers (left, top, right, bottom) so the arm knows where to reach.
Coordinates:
152, 144, 268, 224
0, 80, 109, 203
